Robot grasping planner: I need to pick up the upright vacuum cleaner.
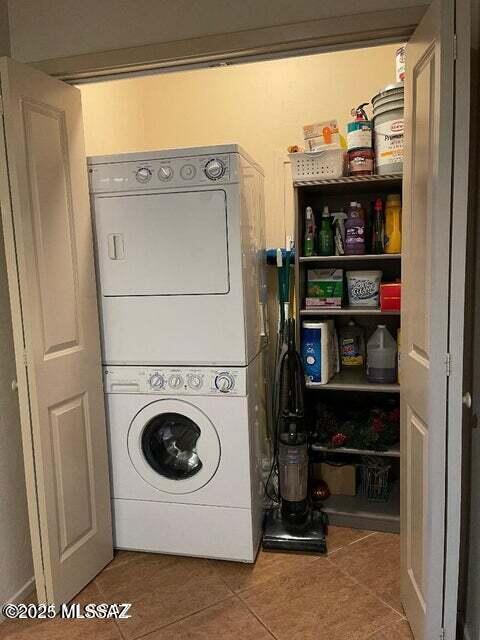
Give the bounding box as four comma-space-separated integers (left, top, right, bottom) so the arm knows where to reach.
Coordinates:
263, 249, 326, 553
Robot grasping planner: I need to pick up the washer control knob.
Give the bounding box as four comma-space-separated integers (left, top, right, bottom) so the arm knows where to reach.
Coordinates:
215, 372, 235, 393
158, 165, 173, 181
149, 373, 165, 389
204, 158, 226, 180
169, 374, 183, 389
187, 374, 203, 390
136, 167, 152, 183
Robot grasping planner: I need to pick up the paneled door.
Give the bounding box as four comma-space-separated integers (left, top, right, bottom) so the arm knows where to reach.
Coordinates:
0, 57, 112, 605
401, 1, 470, 638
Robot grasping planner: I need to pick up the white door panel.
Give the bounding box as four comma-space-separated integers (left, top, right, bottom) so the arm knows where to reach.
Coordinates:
0, 56, 113, 605
400, 1, 463, 638
94, 190, 229, 296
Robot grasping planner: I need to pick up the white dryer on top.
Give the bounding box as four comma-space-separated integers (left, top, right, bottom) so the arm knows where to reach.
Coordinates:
88, 145, 267, 367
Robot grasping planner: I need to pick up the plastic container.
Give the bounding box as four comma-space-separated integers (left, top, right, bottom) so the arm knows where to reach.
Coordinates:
384, 194, 402, 253
346, 270, 382, 307
348, 148, 374, 176
339, 320, 365, 367
347, 120, 372, 151
344, 202, 365, 255
304, 206, 316, 256
289, 149, 346, 182
318, 206, 334, 256
396, 44, 407, 83
372, 83, 404, 175
301, 321, 336, 384
371, 198, 385, 254
366, 324, 397, 384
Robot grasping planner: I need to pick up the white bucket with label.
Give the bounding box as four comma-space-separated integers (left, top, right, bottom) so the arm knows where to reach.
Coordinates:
372, 82, 404, 175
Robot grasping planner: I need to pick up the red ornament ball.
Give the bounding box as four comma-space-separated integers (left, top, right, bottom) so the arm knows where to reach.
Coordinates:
311, 480, 330, 502
332, 432, 347, 447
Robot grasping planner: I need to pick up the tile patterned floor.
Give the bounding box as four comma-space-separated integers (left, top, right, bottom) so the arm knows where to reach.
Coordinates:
0, 528, 413, 640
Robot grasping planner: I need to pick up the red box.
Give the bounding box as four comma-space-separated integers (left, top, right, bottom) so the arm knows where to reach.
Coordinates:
380, 283, 401, 311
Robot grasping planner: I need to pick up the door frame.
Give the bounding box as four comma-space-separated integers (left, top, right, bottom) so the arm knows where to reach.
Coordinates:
30, 6, 427, 82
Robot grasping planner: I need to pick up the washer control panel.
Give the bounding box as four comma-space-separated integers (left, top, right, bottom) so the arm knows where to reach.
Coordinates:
89, 154, 234, 193
103, 366, 246, 396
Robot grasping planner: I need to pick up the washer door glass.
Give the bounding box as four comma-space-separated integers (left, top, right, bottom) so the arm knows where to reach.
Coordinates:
128, 399, 221, 495
142, 413, 202, 480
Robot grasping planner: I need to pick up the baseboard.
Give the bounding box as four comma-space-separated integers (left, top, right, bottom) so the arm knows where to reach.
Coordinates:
0, 577, 35, 622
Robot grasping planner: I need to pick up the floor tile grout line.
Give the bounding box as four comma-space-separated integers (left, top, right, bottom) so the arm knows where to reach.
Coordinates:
93, 578, 128, 640
363, 616, 412, 639
126, 594, 236, 640
235, 591, 280, 639
328, 532, 378, 556
232, 593, 278, 640
124, 593, 236, 640
328, 561, 405, 619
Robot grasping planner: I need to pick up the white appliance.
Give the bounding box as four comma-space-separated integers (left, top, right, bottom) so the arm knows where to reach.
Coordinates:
88, 145, 267, 367
104, 356, 266, 562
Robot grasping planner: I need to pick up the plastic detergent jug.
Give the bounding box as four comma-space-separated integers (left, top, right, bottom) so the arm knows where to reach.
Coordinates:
339, 320, 365, 367
318, 206, 334, 256
366, 324, 397, 384
345, 202, 365, 255
384, 194, 402, 254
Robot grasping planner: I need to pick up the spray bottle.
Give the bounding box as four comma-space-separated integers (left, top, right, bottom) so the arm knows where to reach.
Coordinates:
331, 210, 348, 255
303, 206, 316, 256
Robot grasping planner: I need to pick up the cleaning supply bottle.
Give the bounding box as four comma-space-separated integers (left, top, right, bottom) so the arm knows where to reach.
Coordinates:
332, 210, 348, 255
318, 206, 333, 256
344, 202, 365, 255
371, 198, 385, 254
303, 206, 316, 256
339, 320, 365, 367
366, 324, 397, 383
384, 194, 402, 254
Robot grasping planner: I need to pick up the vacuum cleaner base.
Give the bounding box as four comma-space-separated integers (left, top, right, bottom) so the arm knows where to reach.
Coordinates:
262, 508, 327, 554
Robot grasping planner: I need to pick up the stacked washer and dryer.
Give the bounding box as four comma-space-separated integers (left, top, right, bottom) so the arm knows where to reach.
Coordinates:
89, 145, 269, 562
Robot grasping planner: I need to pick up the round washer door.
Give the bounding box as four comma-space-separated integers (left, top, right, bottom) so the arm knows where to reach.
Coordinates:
128, 399, 221, 494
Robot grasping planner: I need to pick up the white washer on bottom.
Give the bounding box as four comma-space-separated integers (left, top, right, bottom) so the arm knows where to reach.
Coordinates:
103, 357, 267, 562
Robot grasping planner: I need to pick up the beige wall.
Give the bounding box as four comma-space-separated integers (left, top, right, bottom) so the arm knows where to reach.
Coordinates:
80, 44, 399, 246
7, 1, 423, 64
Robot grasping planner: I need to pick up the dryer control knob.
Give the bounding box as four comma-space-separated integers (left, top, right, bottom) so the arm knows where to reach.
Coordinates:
204, 158, 226, 180
215, 372, 235, 393
169, 374, 183, 389
149, 373, 165, 389
136, 167, 152, 183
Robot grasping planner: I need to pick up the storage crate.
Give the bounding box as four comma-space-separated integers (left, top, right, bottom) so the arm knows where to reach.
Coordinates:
289, 149, 346, 182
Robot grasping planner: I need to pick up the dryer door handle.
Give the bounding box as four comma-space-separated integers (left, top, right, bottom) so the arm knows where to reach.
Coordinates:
108, 233, 125, 260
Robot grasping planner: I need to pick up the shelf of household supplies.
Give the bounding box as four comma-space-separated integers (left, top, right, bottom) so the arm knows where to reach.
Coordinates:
301, 307, 400, 317
312, 442, 400, 458
299, 253, 401, 263
322, 480, 400, 533
306, 368, 400, 393
293, 173, 402, 188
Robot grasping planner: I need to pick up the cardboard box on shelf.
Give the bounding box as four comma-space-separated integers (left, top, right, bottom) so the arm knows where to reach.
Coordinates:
306, 269, 343, 308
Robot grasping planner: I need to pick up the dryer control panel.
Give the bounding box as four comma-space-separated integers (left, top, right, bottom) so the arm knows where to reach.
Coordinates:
89, 153, 235, 193
103, 365, 247, 396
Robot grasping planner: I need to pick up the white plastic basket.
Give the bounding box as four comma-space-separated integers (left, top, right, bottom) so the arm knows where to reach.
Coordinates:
289, 149, 346, 183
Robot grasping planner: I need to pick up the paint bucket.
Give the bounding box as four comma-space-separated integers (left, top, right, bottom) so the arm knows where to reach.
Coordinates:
372, 82, 404, 175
